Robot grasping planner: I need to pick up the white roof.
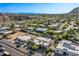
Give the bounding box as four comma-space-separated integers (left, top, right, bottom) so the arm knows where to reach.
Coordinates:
4, 31, 12, 35
36, 28, 47, 31
54, 30, 63, 33
27, 27, 34, 30
34, 37, 51, 46
3, 51, 10, 54
1, 27, 9, 30
36, 37, 51, 42
52, 23, 59, 27
73, 27, 79, 29
17, 35, 31, 41
56, 40, 79, 55
48, 24, 58, 27
0, 30, 8, 34
15, 25, 20, 27
44, 42, 49, 46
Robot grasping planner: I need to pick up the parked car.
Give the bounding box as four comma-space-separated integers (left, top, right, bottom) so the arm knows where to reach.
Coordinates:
3, 51, 11, 56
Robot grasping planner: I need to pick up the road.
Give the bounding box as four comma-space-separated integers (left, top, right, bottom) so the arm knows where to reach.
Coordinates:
0, 40, 27, 56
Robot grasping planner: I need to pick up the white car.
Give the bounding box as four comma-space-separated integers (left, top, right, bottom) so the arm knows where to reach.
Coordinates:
3, 51, 11, 56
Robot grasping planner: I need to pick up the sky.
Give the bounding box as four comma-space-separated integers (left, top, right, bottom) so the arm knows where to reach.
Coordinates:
0, 3, 79, 14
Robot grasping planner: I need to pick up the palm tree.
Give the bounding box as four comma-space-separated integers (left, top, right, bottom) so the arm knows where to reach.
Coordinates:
10, 23, 16, 33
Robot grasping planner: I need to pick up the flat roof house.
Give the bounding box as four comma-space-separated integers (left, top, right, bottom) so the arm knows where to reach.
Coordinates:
0, 27, 12, 35
21, 27, 35, 32
55, 40, 79, 56
33, 36, 51, 47
35, 27, 47, 33
54, 30, 63, 33
0, 27, 10, 31
26, 27, 35, 31
3, 31, 12, 35
15, 35, 32, 45
73, 26, 79, 30
48, 23, 59, 28
0, 27, 9, 30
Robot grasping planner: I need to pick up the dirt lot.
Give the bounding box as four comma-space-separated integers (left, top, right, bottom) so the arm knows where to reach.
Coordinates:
6, 31, 27, 41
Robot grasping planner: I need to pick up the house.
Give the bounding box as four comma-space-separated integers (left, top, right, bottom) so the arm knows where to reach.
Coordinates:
54, 30, 63, 33
15, 35, 32, 45
35, 27, 47, 33
21, 27, 35, 32
0, 27, 9, 31
33, 36, 52, 47
26, 27, 35, 31
0, 30, 7, 34
55, 40, 79, 56
15, 25, 20, 28
0, 27, 12, 35
48, 23, 59, 28
73, 26, 79, 30
16, 28, 21, 31
3, 31, 12, 35
33, 52, 43, 56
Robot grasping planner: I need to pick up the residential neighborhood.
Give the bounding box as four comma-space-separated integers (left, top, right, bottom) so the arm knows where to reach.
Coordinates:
0, 3, 79, 56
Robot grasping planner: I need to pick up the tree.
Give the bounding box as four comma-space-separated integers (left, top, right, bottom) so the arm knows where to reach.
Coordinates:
43, 29, 54, 36
62, 32, 69, 39
46, 48, 52, 53
76, 20, 79, 26
47, 30, 54, 35
62, 21, 69, 29
54, 33, 63, 41
46, 48, 53, 56
32, 44, 39, 50
10, 23, 16, 33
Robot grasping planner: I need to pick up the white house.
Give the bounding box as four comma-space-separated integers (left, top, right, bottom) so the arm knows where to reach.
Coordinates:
35, 27, 47, 33
54, 30, 63, 33
15, 35, 32, 45
26, 27, 35, 31
55, 40, 79, 56
73, 27, 79, 30
33, 36, 51, 47
0, 27, 12, 35
48, 23, 59, 28
0, 27, 10, 31
3, 31, 12, 35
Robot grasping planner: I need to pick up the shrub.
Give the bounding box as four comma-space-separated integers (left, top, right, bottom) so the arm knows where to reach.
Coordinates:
32, 44, 39, 50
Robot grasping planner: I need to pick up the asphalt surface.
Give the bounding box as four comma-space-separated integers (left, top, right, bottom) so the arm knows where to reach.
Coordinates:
0, 40, 27, 56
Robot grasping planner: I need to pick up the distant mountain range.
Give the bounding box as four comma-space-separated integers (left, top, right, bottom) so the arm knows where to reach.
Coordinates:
0, 12, 36, 15
0, 7, 79, 15
0, 7, 79, 25
16, 12, 36, 14
69, 7, 79, 15
17, 7, 79, 15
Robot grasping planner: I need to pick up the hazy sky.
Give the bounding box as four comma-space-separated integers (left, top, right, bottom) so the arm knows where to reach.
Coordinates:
0, 3, 79, 14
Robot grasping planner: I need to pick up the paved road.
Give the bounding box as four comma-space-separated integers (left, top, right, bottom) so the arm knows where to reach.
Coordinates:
0, 40, 27, 56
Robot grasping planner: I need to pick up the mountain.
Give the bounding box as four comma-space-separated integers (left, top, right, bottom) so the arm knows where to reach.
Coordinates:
69, 7, 79, 14
16, 12, 36, 14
